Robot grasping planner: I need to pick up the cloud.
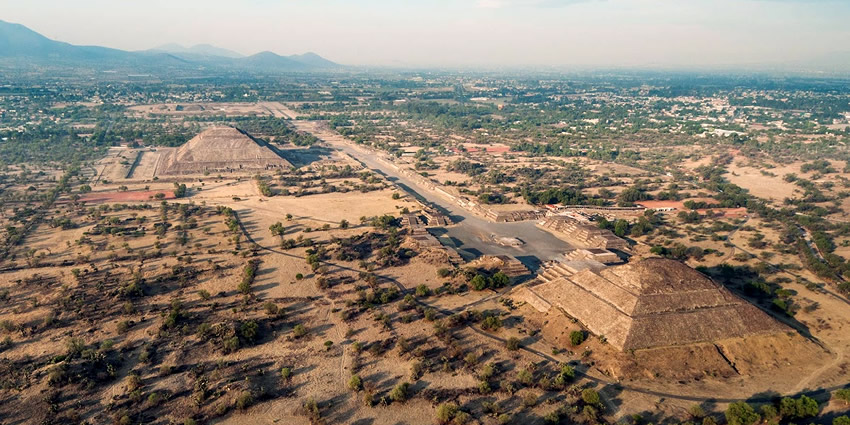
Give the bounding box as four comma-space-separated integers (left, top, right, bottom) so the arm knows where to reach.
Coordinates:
477, 0, 599, 8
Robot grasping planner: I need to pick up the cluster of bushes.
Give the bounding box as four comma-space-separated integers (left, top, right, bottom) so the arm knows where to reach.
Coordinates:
254, 175, 274, 197
47, 337, 122, 390
197, 320, 262, 353
650, 244, 706, 261
173, 182, 188, 198
683, 199, 719, 210
469, 271, 510, 291
725, 395, 821, 425
522, 187, 600, 206
238, 260, 261, 295
598, 212, 657, 237
446, 159, 485, 176
617, 186, 652, 206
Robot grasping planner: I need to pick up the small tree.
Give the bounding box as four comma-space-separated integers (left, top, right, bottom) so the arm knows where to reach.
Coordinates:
269, 222, 285, 237
470, 274, 488, 291
570, 330, 586, 346
581, 388, 601, 407
490, 271, 510, 288
725, 402, 760, 425
506, 337, 520, 351
835, 388, 850, 405
779, 395, 819, 419
481, 315, 502, 331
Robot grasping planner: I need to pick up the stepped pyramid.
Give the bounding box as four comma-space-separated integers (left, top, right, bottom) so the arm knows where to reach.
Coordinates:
519, 258, 785, 350
540, 215, 628, 251
156, 126, 291, 175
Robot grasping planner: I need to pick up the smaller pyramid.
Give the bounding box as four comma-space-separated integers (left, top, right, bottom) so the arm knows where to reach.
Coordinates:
156, 126, 291, 175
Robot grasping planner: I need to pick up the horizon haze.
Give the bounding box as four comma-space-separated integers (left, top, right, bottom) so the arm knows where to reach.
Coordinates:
1, 0, 849, 71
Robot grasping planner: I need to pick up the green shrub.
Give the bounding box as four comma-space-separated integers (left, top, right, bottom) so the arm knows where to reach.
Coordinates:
725, 402, 760, 425
236, 391, 253, 410
506, 337, 520, 351
436, 402, 460, 424
480, 363, 496, 380
389, 381, 410, 403
424, 308, 437, 321
147, 392, 162, 406
348, 374, 363, 391
779, 395, 819, 419
240, 320, 259, 343
470, 275, 488, 291
264, 302, 280, 316
569, 330, 586, 346
280, 367, 292, 380
581, 388, 601, 406
481, 315, 502, 331
415, 284, 431, 297
835, 388, 850, 404
544, 410, 561, 424
522, 391, 538, 408
490, 271, 510, 288
223, 336, 240, 352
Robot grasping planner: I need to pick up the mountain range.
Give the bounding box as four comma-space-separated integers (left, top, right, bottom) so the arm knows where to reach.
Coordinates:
0, 19, 340, 73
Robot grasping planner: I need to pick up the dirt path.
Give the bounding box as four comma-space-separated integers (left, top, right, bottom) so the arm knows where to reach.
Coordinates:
793, 349, 844, 393
720, 218, 747, 263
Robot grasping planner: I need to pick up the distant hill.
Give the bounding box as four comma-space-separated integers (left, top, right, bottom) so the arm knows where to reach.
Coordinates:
289, 52, 341, 69
239, 51, 309, 70
240, 51, 343, 70
0, 20, 341, 73
148, 43, 244, 59
0, 19, 130, 61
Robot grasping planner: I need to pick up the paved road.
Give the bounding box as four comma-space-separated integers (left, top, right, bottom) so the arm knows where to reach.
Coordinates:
292, 121, 572, 270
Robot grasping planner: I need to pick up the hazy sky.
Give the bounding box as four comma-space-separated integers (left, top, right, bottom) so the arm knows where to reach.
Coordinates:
2, 0, 849, 68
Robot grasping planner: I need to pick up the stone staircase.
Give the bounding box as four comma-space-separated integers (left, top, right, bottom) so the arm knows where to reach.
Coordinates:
535, 258, 607, 282
540, 215, 628, 250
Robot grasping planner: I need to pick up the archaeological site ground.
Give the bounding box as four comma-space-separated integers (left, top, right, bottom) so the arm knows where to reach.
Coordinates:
1, 67, 849, 425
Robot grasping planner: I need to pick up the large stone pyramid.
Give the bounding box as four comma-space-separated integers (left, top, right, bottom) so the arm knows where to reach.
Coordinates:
521, 258, 786, 350
156, 126, 291, 175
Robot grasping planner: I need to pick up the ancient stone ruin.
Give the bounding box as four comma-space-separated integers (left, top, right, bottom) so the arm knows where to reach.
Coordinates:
516, 258, 786, 350
540, 215, 629, 251
156, 126, 291, 176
